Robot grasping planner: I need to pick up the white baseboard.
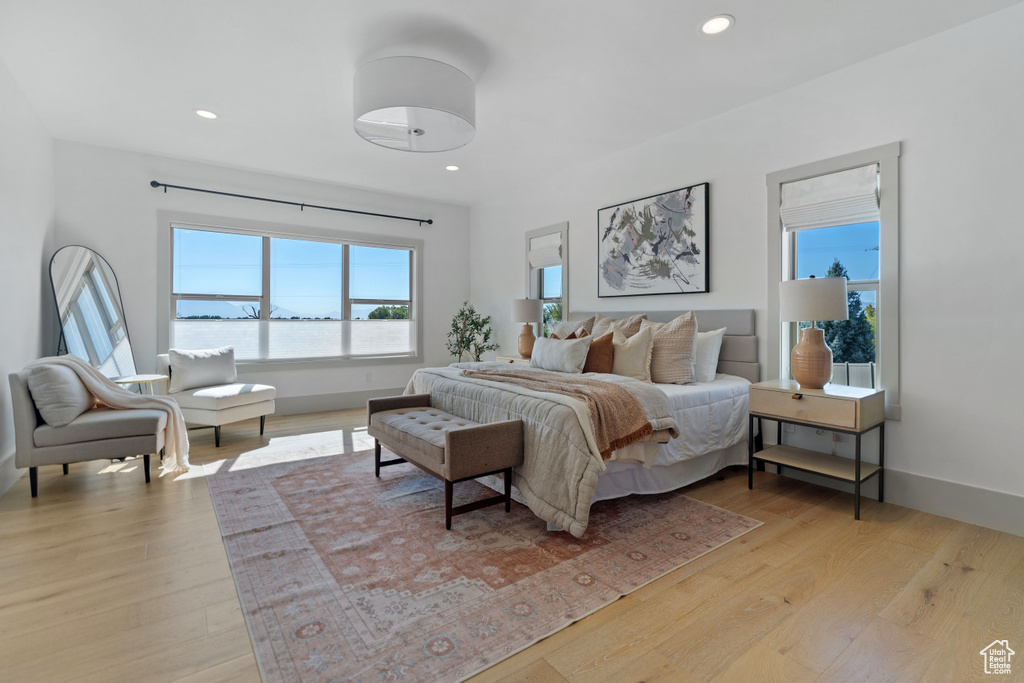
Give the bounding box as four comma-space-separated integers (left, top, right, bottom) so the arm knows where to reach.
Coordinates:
0, 450, 22, 499
762, 464, 1023, 538
273, 387, 406, 416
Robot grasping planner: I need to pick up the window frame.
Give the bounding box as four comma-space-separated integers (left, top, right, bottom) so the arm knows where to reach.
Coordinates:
158, 212, 424, 367
767, 143, 901, 419
526, 222, 569, 338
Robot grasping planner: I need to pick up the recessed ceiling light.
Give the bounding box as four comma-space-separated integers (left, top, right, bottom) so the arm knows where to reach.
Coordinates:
700, 14, 734, 35
195, 109, 218, 119
445, 165, 459, 171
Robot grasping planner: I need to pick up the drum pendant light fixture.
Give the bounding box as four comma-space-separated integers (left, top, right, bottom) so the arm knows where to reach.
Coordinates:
353, 56, 476, 152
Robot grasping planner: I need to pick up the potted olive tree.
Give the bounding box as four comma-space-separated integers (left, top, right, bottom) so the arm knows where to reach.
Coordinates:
446, 302, 499, 362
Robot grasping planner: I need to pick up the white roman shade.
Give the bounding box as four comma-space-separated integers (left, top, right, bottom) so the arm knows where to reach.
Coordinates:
528, 232, 562, 268
781, 164, 879, 232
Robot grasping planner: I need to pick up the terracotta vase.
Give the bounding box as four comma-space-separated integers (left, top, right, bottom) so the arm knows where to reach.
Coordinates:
791, 327, 832, 389
518, 323, 536, 358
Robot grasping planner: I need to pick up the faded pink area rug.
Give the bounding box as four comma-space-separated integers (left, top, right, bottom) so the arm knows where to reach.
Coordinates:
206, 438, 761, 682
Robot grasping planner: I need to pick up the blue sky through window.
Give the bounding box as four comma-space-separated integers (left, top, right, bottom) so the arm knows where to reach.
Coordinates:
173, 229, 262, 296
174, 228, 411, 319
271, 238, 342, 318
797, 221, 879, 310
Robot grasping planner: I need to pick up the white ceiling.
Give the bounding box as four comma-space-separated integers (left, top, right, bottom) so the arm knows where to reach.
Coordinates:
1, 0, 1019, 206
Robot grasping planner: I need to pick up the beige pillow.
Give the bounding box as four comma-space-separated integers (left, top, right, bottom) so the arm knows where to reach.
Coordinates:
168, 346, 237, 393
529, 336, 592, 374
592, 313, 647, 339
641, 312, 698, 384
549, 316, 595, 340
610, 325, 654, 382
27, 364, 96, 426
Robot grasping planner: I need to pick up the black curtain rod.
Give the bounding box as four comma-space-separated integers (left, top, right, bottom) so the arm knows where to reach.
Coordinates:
149, 180, 433, 226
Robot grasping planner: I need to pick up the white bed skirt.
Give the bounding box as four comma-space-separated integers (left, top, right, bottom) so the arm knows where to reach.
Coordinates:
479, 440, 748, 509
592, 440, 748, 502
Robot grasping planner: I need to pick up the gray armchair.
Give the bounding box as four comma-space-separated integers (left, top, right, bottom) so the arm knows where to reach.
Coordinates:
9, 370, 165, 497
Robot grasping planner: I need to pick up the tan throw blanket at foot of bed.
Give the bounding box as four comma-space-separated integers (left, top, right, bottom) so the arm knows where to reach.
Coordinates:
462, 366, 654, 458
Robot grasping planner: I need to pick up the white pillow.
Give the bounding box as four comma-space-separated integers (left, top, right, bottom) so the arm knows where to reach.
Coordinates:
168, 346, 237, 393
610, 325, 654, 382
27, 364, 95, 427
529, 336, 591, 374
694, 328, 726, 383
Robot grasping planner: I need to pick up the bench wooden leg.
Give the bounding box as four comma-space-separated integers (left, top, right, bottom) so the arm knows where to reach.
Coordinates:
504, 468, 512, 512
373, 439, 407, 477
445, 480, 454, 530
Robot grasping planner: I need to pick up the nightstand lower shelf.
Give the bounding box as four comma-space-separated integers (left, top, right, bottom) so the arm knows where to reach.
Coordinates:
753, 444, 881, 483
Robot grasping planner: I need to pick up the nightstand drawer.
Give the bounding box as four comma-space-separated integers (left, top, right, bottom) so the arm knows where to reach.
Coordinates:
749, 387, 856, 429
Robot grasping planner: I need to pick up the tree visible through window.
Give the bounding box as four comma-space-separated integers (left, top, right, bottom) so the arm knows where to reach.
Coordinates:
795, 221, 879, 387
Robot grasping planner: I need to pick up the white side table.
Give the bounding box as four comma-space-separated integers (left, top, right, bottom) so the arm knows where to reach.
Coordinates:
113, 374, 170, 395
495, 356, 531, 366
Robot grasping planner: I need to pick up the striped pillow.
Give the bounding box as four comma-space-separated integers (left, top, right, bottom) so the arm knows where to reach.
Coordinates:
592, 313, 647, 339
641, 312, 698, 384
549, 316, 595, 340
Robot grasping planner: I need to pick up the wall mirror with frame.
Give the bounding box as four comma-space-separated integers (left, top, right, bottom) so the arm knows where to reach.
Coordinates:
525, 222, 569, 337
49, 245, 137, 379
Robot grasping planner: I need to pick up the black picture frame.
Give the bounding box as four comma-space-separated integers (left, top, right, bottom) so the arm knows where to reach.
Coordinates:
597, 182, 709, 297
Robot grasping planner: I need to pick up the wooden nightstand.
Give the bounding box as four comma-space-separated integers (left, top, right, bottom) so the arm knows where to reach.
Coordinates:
496, 356, 531, 366
748, 379, 885, 519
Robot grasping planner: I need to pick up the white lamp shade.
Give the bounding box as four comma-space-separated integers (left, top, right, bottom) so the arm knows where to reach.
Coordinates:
779, 277, 849, 322
354, 57, 475, 152
511, 298, 543, 323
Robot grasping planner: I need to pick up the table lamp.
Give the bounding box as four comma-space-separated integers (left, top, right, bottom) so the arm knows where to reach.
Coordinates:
511, 299, 543, 358
779, 276, 849, 389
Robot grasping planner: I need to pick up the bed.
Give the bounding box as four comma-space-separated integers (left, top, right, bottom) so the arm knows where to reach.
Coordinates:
406, 309, 758, 537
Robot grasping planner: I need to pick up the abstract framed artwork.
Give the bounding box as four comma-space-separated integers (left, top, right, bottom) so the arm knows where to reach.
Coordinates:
598, 182, 709, 297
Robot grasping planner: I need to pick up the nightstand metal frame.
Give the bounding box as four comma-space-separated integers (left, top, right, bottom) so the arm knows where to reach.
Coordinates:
748, 414, 885, 520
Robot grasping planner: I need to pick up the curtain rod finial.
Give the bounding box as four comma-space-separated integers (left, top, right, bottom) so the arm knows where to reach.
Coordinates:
150, 180, 160, 188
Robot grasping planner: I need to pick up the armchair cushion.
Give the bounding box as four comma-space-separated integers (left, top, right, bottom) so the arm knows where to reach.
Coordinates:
168, 346, 236, 393
171, 383, 276, 411
27, 364, 96, 427
34, 407, 167, 447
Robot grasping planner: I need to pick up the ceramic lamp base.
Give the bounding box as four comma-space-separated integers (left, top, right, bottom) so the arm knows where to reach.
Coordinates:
791, 327, 832, 389
518, 323, 537, 358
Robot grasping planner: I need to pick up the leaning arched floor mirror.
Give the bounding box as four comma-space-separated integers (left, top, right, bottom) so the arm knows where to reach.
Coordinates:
49, 245, 137, 379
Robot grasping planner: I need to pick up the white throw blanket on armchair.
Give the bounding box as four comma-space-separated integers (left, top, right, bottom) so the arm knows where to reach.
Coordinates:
27, 355, 190, 472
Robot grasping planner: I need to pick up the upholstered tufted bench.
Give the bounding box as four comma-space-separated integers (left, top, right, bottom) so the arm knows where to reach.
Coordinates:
367, 394, 524, 529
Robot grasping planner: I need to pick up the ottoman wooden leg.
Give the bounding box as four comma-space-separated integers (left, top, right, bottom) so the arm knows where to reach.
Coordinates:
375, 439, 381, 477
445, 480, 454, 530
504, 468, 512, 512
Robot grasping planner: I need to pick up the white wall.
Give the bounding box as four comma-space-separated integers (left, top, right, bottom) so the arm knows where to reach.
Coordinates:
0, 59, 55, 495
470, 7, 1024, 512
54, 141, 471, 408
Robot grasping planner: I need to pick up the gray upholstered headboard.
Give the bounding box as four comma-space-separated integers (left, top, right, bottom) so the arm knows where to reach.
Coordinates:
571, 309, 759, 383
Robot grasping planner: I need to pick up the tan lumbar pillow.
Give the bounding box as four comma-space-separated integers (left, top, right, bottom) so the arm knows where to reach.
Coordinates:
641, 312, 698, 384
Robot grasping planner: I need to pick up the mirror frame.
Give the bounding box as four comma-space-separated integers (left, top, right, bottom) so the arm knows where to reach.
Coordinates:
49, 245, 137, 377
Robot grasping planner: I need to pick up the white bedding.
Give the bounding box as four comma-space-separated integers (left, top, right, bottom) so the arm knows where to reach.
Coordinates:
614, 373, 750, 467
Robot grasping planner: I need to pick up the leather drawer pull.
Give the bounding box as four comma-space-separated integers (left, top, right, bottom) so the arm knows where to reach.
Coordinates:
791, 394, 803, 399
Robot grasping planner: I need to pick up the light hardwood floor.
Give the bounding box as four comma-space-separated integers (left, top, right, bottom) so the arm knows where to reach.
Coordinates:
0, 409, 1020, 682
